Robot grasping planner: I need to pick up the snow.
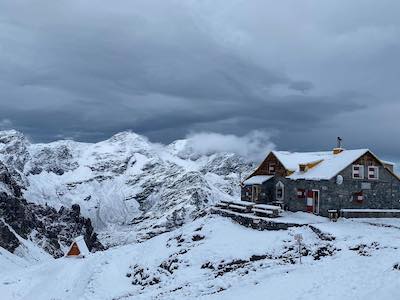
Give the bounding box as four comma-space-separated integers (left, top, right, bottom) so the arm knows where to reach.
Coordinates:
1, 215, 400, 299
1, 130, 400, 299
251, 208, 273, 215
224, 199, 254, 206
271, 149, 371, 180
4, 222, 53, 264
0, 130, 253, 240
253, 204, 281, 210
243, 175, 273, 185
382, 160, 395, 166
215, 208, 328, 224
0, 247, 28, 273
340, 209, 400, 213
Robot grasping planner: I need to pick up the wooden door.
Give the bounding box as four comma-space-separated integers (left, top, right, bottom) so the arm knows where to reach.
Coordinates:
312, 190, 320, 214
252, 185, 260, 202
67, 243, 81, 256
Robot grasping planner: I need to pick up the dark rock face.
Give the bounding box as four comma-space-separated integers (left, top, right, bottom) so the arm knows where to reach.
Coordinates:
29, 144, 79, 175
0, 220, 20, 253
0, 149, 104, 258
0, 162, 22, 198
0, 192, 104, 258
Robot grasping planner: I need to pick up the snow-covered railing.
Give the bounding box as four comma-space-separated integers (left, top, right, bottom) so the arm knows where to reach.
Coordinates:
340, 209, 400, 218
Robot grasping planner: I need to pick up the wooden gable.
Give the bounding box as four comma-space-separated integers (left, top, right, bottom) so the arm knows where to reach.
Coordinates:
351, 151, 400, 182
249, 152, 288, 178
66, 242, 81, 256
353, 151, 381, 167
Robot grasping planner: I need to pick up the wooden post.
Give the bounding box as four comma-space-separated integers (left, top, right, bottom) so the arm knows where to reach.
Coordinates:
294, 234, 303, 264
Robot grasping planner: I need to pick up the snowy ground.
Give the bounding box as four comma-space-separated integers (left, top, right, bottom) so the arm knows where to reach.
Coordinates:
1, 214, 400, 300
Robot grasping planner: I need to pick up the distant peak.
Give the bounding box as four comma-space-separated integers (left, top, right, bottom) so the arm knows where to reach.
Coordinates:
108, 131, 147, 142
0, 129, 29, 144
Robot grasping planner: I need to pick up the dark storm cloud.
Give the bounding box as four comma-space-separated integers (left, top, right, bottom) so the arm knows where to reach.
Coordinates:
0, 0, 399, 160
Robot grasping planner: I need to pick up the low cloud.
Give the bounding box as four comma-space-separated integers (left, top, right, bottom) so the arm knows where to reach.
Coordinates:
185, 130, 275, 161
0, 119, 12, 130
289, 81, 314, 93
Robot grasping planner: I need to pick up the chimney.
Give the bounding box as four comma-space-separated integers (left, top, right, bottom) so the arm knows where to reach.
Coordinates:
333, 137, 344, 155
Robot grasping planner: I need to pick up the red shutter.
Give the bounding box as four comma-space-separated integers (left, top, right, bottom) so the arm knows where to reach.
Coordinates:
297, 189, 305, 199
306, 190, 314, 212
354, 191, 363, 203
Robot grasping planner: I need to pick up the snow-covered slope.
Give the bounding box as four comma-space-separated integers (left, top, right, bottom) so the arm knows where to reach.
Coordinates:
0, 147, 104, 260
0, 130, 254, 244
1, 214, 399, 300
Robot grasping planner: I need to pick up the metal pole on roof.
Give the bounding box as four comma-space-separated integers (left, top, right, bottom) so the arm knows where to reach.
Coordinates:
337, 137, 342, 148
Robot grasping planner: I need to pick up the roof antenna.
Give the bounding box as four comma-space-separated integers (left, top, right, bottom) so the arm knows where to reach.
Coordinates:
333, 137, 344, 155
337, 137, 342, 149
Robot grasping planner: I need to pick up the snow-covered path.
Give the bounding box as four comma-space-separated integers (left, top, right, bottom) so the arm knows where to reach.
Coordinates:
1, 215, 400, 300
0, 254, 108, 300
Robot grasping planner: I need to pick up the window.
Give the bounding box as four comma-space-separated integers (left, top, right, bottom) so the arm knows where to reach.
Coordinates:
297, 188, 306, 199
353, 191, 364, 203
368, 166, 379, 180
269, 163, 276, 174
252, 185, 261, 201
352, 165, 364, 179
276, 181, 284, 200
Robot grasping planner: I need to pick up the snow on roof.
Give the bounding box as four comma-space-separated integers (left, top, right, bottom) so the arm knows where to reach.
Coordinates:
274, 149, 370, 180
243, 175, 273, 185
382, 160, 395, 166
67, 236, 90, 256
272, 150, 332, 172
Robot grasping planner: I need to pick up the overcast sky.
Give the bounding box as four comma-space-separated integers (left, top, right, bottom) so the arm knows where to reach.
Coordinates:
0, 0, 399, 161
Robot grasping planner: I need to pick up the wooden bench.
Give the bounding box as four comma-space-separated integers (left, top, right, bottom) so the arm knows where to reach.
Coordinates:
216, 200, 255, 213
252, 204, 281, 218
271, 201, 285, 210
252, 208, 274, 217
215, 202, 229, 209
228, 204, 249, 213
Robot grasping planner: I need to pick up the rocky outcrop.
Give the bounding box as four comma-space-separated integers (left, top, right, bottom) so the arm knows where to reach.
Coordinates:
0, 220, 20, 253
0, 162, 22, 197
0, 192, 103, 257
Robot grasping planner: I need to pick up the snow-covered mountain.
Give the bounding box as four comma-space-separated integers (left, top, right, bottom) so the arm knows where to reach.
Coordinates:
0, 130, 254, 245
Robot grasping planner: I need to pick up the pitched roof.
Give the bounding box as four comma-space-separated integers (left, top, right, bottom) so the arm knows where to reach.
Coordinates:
272, 149, 371, 180
66, 236, 90, 256
243, 175, 273, 185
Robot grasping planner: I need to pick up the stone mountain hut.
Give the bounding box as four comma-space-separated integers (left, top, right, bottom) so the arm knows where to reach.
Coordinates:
241, 143, 400, 217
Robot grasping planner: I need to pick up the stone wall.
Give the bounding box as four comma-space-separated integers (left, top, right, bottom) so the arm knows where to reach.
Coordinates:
340, 210, 400, 218
210, 208, 301, 230
286, 162, 400, 216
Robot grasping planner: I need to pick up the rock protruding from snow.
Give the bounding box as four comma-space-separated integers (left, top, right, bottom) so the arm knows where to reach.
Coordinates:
0, 192, 104, 258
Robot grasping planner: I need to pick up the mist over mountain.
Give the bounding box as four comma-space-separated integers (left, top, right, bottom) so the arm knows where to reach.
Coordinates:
0, 129, 260, 246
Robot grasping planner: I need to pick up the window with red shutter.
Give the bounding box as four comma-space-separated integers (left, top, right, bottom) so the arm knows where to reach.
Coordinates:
368, 166, 379, 180
297, 189, 305, 199
353, 191, 364, 203
352, 165, 364, 179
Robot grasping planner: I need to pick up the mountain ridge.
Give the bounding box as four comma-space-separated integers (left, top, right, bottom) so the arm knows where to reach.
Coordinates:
0, 129, 255, 246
